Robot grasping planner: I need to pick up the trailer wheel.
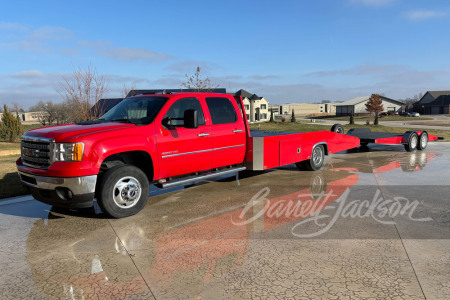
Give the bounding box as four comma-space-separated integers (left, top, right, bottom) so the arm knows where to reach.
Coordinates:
304, 144, 325, 171
331, 124, 345, 134
417, 132, 428, 150
98, 165, 149, 218
404, 132, 419, 152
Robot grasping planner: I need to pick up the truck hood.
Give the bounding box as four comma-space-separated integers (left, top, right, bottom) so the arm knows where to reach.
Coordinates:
24, 122, 136, 142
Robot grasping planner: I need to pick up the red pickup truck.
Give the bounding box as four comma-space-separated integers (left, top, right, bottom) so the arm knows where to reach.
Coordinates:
16, 92, 367, 218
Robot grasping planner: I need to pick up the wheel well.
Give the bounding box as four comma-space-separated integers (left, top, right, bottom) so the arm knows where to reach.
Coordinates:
316, 143, 329, 155
100, 151, 154, 182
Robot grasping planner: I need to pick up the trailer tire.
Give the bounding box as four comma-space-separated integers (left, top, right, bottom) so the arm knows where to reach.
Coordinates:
304, 144, 325, 171
404, 132, 419, 152
417, 132, 428, 150
331, 124, 345, 134
98, 165, 149, 218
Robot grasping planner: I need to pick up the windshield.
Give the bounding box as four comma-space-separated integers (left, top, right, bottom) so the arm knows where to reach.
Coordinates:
99, 96, 168, 125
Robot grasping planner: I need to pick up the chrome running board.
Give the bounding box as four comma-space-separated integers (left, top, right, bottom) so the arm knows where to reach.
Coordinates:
160, 166, 246, 189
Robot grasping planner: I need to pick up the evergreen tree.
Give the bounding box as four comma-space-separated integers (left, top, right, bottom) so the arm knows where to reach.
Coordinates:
374, 112, 379, 125
290, 109, 296, 122
349, 112, 354, 125
269, 111, 274, 122
0, 105, 23, 142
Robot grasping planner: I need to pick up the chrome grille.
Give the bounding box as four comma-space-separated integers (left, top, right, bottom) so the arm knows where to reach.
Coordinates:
21, 137, 54, 169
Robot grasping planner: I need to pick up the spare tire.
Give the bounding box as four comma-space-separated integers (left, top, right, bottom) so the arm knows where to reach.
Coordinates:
331, 124, 345, 134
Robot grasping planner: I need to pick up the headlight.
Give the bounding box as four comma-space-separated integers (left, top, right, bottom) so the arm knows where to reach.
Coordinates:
53, 142, 84, 162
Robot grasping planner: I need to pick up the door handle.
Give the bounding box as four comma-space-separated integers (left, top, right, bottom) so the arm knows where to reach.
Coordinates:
198, 133, 210, 137
233, 129, 243, 133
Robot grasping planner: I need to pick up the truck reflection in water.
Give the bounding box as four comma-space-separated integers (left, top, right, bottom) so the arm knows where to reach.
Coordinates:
25, 151, 437, 299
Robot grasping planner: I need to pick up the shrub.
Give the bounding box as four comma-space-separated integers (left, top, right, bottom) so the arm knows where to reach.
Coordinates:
349, 112, 354, 125
0, 105, 24, 142
374, 112, 379, 125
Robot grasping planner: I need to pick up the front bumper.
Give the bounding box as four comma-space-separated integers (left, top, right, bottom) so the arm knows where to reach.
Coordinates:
18, 171, 97, 208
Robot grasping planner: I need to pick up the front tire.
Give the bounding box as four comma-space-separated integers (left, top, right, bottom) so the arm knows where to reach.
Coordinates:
98, 165, 149, 218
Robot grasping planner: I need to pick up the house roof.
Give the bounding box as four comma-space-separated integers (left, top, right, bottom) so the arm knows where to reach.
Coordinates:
234, 89, 253, 99
250, 93, 263, 100
430, 95, 450, 106
427, 91, 450, 99
90, 98, 124, 117
334, 95, 404, 106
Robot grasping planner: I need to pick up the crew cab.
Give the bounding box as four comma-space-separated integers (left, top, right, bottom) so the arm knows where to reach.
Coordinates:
17, 92, 361, 218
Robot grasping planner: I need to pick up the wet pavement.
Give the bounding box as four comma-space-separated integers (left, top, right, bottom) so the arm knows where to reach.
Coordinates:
1, 143, 449, 299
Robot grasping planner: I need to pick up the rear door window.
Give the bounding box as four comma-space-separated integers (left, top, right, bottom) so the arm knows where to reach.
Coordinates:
205, 97, 237, 125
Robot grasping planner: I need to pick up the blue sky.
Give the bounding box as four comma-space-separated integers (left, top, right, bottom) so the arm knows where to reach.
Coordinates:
1, 0, 450, 108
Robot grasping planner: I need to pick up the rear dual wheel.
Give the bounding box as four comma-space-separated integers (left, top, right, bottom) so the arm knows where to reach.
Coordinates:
404, 132, 418, 152
417, 132, 428, 150
404, 132, 428, 152
295, 144, 325, 171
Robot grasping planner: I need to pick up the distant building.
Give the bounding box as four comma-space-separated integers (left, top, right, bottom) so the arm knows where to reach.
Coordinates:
13, 111, 48, 124
414, 91, 450, 115
335, 96, 403, 116
233, 89, 270, 122
278, 103, 336, 116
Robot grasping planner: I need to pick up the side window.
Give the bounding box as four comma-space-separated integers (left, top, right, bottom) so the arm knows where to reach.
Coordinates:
206, 97, 238, 125
164, 97, 205, 127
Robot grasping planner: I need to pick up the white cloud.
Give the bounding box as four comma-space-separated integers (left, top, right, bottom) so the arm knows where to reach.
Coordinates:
29, 26, 72, 40
10, 70, 46, 79
78, 40, 114, 49
405, 9, 448, 20
98, 47, 174, 62
347, 0, 395, 7
0, 22, 28, 31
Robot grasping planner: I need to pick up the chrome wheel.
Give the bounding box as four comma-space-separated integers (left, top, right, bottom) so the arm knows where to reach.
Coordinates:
410, 134, 418, 150
312, 146, 324, 166
112, 176, 141, 209
418, 132, 428, 150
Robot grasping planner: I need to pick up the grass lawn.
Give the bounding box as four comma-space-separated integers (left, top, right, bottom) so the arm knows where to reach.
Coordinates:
0, 154, 29, 199
249, 121, 450, 141
306, 115, 433, 122
0, 142, 20, 151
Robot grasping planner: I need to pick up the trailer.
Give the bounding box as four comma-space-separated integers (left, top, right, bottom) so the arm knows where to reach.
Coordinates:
329, 124, 442, 152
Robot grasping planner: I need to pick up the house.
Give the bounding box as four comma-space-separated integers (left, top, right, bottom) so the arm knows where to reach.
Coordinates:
413, 91, 450, 114
233, 89, 270, 122
335, 96, 404, 116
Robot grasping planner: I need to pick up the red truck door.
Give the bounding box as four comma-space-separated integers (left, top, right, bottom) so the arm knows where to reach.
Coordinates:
156, 97, 212, 178
204, 96, 246, 168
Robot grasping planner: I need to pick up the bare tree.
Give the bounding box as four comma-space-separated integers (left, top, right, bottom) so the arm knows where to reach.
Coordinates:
182, 66, 218, 92
58, 65, 107, 121
30, 101, 58, 125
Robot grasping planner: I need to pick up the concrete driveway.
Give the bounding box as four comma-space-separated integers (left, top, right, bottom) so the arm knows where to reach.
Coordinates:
1, 143, 449, 299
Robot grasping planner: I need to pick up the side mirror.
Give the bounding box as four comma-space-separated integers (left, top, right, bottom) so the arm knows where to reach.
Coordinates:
162, 117, 172, 128
184, 109, 198, 129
